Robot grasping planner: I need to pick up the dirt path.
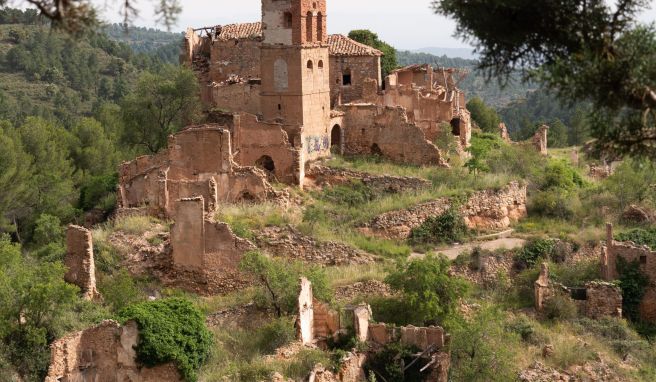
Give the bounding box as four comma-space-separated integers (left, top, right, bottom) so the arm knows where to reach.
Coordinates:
411, 237, 527, 260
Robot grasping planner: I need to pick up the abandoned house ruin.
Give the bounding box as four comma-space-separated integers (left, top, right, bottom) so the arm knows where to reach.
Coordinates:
296, 278, 451, 382
181, 0, 472, 185
601, 223, 656, 322
534, 263, 622, 319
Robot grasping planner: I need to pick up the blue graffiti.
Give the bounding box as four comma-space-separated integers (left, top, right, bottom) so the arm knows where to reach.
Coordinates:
305, 135, 330, 154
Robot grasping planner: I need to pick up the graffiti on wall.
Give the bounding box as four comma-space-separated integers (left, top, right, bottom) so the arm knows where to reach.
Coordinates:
305, 135, 330, 154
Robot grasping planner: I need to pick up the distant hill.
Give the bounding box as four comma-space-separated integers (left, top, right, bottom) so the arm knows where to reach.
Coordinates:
412, 46, 477, 60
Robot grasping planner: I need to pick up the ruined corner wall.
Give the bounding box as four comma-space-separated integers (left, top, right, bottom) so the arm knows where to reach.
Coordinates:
340, 104, 448, 167
602, 224, 656, 321
533, 125, 549, 155
119, 126, 274, 216
65, 225, 98, 300
170, 197, 255, 293
234, 113, 302, 185
46, 320, 181, 382
211, 82, 262, 115
365, 182, 527, 240
329, 55, 381, 105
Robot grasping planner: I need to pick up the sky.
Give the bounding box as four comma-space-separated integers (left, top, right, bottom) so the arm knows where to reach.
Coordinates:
85, 0, 656, 50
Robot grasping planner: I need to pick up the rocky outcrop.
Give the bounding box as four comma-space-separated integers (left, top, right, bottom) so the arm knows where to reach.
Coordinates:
335, 280, 392, 302
254, 226, 376, 265
363, 182, 527, 240
621, 204, 652, 224
46, 320, 181, 382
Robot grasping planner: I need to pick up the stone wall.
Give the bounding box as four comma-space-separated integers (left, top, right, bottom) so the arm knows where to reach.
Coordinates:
535, 263, 622, 319
46, 320, 181, 382
298, 277, 315, 345
170, 197, 256, 293
532, 125, 549, 155
340, 104, 449, 167
601, 223, 656, 321
210, 36, 261, 84
211, 82, 262, 115
305, 163, 431, 194
118, 125, 276, 217
64, 225, 98, 300
364, 182, 527, 240
329, 54, 380, 105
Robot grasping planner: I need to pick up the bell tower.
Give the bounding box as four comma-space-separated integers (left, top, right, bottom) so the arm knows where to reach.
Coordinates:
260, 0, 331, 162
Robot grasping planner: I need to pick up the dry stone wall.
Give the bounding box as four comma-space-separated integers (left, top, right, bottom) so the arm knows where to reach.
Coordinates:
363, 182, 527, 239
46, 320, 181, 382
305, 163, 431, 194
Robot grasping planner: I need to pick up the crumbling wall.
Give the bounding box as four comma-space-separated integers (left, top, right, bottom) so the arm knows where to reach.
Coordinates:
64, 225, 98, 300
535, 263, 622, 319
499, 122, 511, 142
532, 125, 549, 155
118, 125, 275, 217
329, 54, 381, 105
340, 104, 448, 167
210, 35, 261, 84
305, 163, 431, 194
46, 320, 181, 382
364, 182, 527, 240
211, 82, 262, 115
298, 277, 315, 345
170, 197, 255, 293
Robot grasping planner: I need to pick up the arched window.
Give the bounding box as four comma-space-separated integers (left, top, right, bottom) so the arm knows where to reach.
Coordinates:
306, 11, 314, 42
317, 12, 323, 42
256, 155, 276, 173
284, 12, 293, 29
273, 58, 288, 91
307, 60, 313, 70
331, 124, 341, 150
318, 60, 324, 69
342, 68, 352, 86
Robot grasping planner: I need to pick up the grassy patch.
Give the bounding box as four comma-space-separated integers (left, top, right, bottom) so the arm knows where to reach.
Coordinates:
112, 215, 163, 235
215, 202, 299, 239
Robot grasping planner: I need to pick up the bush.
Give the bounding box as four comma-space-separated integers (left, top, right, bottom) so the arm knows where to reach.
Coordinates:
78, 173, 118, 212
616, 227, 656, 250
529, 189, 581, 219
32, 214, 63, 246
505, 315, 548, 346
255, 317, 296, 354
465, 132, 505, 173
319, 181, 377, 207
514, 239, 555, 270
364, 342, 422, 382
240, 251, 332, 317
119, 298, 213, 382
617, 257, 650, 322
385, 254, 469, 324
542, 293, 578, 320
97, 269, 144, 312
409, 207, 468, 245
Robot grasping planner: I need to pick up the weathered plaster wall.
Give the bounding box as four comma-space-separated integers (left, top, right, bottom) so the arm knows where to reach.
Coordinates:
65, 225, 98, 300
210, 38, 261, 83
340, 104, 448, 167
211, 82, 262, 115
46, 320, 181, 382
329, 55, 381, 105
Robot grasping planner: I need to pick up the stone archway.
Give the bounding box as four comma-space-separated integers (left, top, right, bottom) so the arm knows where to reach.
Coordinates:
371, 143, 383, 156
450, 118, 461, 136
331, 124, 342, 153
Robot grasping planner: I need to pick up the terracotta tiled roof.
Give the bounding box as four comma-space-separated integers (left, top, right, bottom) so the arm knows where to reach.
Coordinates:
212, 22, 383, 56
216, 22, 263, 41
327, 34, 383, 56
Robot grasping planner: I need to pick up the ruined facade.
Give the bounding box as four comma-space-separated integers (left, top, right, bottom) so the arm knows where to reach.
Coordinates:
532, 125, 549, 155
534, 263, 622, 319
64, 225, 99, 300
601, 223, 656, 321
170, 197, 256, 293
118, 125, 277, 217
46, 320, 181, 382
182, 0, 473, 181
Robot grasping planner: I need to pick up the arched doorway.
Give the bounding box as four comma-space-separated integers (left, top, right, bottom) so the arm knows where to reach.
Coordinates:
256, 155, 275, 173
371, 143, 383, 156
331, 124, 341, 153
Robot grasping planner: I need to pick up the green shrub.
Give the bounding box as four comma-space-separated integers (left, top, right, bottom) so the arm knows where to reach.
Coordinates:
541, 160, 586, 191
616, 228, 656, 250
367, 296, 418, 326
409, 207, 468, 245
465, 132, 505, 173
78, 173, 118, 211
240, 251, 332, 317
255, 317, 296, 354
529, 189, 581, 219
617, 257, 650, 322
319, 181, 377, 207
97, 269, 144, 312
364, 342, 422, 382
119, 298, 213, 382
505, 316, 548, 345
350, 235, 410, 259
32, 214, 63, 247
543, 293, 578, 320
385, 254, 469, 324
514, 239, 555, 270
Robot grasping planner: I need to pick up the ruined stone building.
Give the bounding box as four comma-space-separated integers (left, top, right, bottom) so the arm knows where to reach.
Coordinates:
601, 223, 656, 322
182, 0, 472, 185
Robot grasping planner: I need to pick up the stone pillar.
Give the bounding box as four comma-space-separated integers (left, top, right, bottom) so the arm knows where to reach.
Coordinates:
298, 277, 314, 345
532, 125, 549, 155
534, 263, 550, 312
171, 197, 205, 270
65, 225, 98, 300
499, 122, 510, 142
352, 305, 371, 343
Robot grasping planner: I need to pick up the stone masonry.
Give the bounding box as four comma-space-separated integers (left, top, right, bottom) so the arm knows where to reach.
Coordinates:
46, 320, 181, 382
532, 125, 549, 155
364, 181, 527, 240
64, 225, 99, 300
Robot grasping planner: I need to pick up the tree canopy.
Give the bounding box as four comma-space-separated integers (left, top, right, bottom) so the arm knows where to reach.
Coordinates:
348, 29, 398, 76
433, 0, 656, 159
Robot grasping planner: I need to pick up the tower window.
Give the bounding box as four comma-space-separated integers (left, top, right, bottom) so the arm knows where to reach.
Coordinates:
342, 69, 352, 86
307, 60, 313, 69
284, 12, 292, 29
278, 104, 282, 110
318, 60, 324, 69
306, 11, 314, 42
317, 12, 323, 42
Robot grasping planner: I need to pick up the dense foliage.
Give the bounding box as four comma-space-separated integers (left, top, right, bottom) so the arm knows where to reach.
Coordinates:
616, 228, 656, 251
409, 207, 468, 245
466, 97, 501, 133
119, 298, 213, 382
616, 258, 650, 322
